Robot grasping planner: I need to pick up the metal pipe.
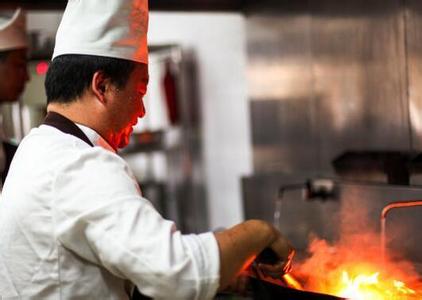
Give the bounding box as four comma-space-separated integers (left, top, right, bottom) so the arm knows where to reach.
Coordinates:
380, 200, 422, 262
274, 179, 337, 230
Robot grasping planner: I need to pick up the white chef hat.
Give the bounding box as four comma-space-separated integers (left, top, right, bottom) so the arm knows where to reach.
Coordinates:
0, 8, 27, 51
53, 0, 148, 64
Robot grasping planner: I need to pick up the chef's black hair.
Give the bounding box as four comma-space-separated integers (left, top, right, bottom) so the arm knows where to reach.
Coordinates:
45, 54, 136, 104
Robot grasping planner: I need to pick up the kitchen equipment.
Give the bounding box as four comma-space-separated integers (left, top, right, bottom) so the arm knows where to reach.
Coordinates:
250, 277, 347, 300
380, 200, 422, 262
248, 247, 347, 300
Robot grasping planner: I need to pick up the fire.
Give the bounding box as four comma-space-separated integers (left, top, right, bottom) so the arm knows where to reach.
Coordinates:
336, 271, 417, 299
283, 273, 304, 290
291, 234, 422, 300
339, 271, 379, 299
393, 280, 417, 295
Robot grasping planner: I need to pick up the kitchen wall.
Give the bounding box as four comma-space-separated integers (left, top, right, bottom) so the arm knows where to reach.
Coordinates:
149, 13, 252, 230
246, 0, 422, 178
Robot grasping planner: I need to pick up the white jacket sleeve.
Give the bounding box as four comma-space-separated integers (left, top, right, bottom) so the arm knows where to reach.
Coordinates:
52, 147, 220, 300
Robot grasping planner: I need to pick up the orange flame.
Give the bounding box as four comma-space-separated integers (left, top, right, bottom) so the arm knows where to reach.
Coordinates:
291, 234, 422, 299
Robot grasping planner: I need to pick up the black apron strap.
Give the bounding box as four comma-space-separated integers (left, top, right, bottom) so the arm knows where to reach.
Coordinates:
1, 141, 18, 184
43, 111, 94, 147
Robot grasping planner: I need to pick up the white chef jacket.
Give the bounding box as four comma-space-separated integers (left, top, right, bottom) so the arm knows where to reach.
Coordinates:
0, 124, 220, 300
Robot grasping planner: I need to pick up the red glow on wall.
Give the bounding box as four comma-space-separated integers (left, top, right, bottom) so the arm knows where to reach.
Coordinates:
36, 61, 49, 75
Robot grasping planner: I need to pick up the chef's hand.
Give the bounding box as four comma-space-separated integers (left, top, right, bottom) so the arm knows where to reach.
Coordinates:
255, 231, 295, 279
222, 273, 251, 296
215, 219, 294, 291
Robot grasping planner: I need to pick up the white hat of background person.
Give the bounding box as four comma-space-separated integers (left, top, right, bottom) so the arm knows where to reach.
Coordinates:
0, 8, 27, 51
53, 0, 149, 64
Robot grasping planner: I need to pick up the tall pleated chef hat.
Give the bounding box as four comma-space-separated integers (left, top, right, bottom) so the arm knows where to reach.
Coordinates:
53, 0, 148, 64
0, 8, 27, 51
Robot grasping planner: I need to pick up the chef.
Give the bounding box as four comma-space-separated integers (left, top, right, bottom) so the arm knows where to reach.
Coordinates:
0, 1, 293, 299
0, 8, 29, 185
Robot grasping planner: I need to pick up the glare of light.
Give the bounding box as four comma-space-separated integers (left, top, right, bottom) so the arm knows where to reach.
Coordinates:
36, 61, 49, 75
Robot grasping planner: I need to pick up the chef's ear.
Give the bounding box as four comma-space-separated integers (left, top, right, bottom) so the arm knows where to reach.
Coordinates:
91, 71, 109, 103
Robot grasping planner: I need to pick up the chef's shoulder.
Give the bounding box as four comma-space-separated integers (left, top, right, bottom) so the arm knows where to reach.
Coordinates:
51, 143, 139, 200
17, 126, 132, 181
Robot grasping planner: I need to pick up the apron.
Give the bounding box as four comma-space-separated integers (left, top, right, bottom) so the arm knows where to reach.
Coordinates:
43, 111, 151, 300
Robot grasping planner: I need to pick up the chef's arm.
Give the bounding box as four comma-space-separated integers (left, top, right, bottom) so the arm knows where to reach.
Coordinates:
214, 219, 292, 290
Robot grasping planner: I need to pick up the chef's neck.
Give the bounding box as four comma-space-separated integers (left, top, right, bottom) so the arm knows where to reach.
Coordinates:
47, 99, 109, 143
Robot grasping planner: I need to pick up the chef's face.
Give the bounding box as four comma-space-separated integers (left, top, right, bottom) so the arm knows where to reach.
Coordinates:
0, 49, 29, 102
107, 63, 148, 149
